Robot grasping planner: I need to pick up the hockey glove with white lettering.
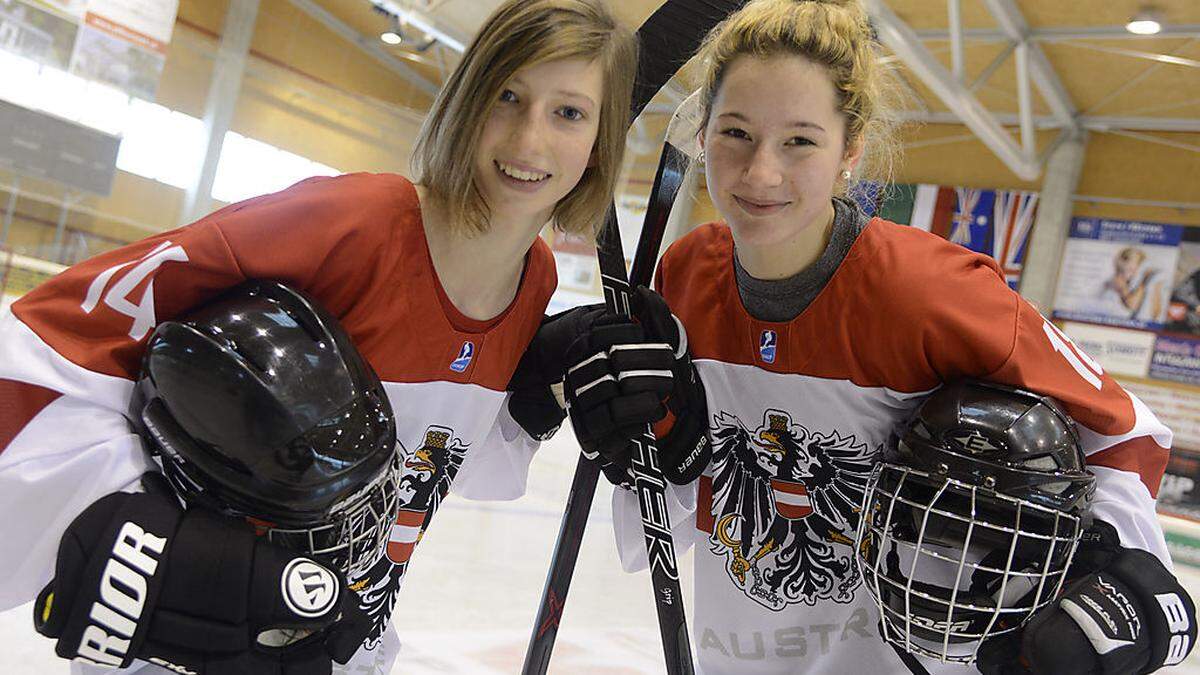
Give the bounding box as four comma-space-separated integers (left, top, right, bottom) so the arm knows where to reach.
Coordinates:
34, 473, 370, 674
564, 286, 710, 487
507, 304, 606, 440
976, 521, 1196, 675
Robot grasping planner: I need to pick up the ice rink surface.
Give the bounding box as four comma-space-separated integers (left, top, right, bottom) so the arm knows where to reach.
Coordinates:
3, 430, 1199, 674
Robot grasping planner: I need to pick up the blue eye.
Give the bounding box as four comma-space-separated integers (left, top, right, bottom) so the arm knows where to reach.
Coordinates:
559, 106, 585, 122
499, 89, 517, 103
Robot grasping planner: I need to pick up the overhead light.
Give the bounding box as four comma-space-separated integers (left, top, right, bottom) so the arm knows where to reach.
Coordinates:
1126, 9, 1163, 35
381, 30, 402, 45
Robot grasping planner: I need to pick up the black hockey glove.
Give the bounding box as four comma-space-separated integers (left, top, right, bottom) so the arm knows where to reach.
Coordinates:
35, 473, 370, 675
508, 304, 607, 440
564, 286, 710, 487
977, 521, 1196, 675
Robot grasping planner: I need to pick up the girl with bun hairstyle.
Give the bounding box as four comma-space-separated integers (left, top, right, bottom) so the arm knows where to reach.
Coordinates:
520, 1, 1183, 672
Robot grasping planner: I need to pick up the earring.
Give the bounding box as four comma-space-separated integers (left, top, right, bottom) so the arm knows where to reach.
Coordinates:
697, 150, 706, 164
841, 169, 851, 180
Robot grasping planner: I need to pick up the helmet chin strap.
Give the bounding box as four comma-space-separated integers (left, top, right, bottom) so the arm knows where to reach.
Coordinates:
968, 548, 1049, 611
877, 547, 934, 675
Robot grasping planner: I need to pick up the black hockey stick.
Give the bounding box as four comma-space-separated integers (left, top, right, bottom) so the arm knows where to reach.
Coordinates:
523, 140, 691, 675
523, 2, 745, 673
594, 144, 692, 675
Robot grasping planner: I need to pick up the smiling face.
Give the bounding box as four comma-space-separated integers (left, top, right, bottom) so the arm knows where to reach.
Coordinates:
472, 57, 605, 233
1115, 248, 1145, 279
701, 54, 860, 251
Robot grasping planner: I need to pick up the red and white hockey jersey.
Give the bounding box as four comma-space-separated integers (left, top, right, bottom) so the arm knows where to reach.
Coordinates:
613, 220, 1172, 674
0, 173, 556, 673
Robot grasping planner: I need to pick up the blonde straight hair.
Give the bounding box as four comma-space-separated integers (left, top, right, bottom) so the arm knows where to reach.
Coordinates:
695, 0, 902, 190
412, 0, 638, 237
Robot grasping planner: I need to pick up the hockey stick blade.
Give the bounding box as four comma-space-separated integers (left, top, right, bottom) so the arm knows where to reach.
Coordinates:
632, 0, 749, 120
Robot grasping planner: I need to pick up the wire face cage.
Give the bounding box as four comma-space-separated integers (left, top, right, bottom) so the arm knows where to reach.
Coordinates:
264, 451, 405, 579
855, 461, 1086, 664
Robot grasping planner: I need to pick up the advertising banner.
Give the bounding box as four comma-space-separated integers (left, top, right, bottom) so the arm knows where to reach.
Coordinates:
0, 0, 80, 69
1060, 321, 1155, 379
1166, 227, 1200, 336
0, 0, 178, 99
1150, 334, 1200, 386
1157, 447, 1200, 522
1053, 218, 1182, 330
1121, 378, 1200, 452
547, 230, 600, 314
69, 0, 178, 99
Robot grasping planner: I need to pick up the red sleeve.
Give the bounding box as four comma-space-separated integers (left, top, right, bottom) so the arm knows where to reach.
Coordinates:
910, 250, 1170, 496
986, 297, 1170, 497
10, 173, 402, 380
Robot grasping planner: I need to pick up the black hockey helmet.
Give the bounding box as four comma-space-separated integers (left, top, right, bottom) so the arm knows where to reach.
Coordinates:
855, 380, 1096, 664
129, 280, 401, 577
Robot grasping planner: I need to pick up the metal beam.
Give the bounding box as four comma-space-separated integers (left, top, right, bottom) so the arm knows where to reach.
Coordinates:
1020, 131, 1086, 309
903, 132, 980, 150
900, 110, 1200, 133
1121, 97, 1200, 117
1082, 39, 1197, 114
1073, 194, 1200, 211
1058, 41, 1200, 69
1082, 116, 1200, 133
866, 0, 1041, 179
287, 0, 439, 96
370, 0, 468, 53
1036, 25, 1200, 42
1098, 129, 1200, 154
948, 0, 964, 82
915, 24, 1200, 42
171, 26, 428, 124
979, 0, 1077, 129
1015, 40, 1034, 154
969, 40, 1016, 92
181, 0, 259, 226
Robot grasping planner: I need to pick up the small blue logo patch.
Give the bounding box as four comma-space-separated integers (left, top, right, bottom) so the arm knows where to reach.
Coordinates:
450, 341, 474, 372
759, 330, 777, 364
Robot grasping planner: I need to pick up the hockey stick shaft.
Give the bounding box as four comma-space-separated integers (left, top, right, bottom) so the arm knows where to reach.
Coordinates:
523, 2, 747, 673
522, 145, 688, 675
597, 145, 693, 675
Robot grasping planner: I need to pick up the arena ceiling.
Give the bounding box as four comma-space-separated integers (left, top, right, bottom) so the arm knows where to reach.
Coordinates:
187, 0, 1200, 184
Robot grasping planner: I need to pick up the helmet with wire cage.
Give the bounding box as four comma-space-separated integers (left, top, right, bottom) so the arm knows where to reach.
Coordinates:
854, 380, 1096, 664
128, 280, 402, 579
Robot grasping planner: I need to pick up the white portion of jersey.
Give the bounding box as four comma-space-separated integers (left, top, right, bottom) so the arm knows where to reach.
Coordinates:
615, 363, 959, 674
614, 360, 1171, 674
0, 310, 153, 608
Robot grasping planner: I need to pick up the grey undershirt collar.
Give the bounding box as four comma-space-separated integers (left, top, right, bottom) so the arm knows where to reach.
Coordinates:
733, 197, 869, 323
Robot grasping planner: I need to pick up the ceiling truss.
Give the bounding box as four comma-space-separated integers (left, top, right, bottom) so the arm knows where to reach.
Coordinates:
867, 0, 1200, 174
867, 0, 1045, 179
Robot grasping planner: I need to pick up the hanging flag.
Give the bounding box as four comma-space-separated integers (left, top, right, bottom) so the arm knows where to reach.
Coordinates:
908, 184, 956, 239
992, 190, 1039, 289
